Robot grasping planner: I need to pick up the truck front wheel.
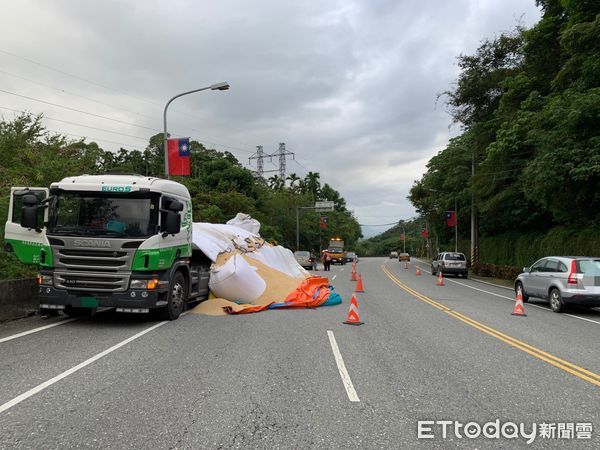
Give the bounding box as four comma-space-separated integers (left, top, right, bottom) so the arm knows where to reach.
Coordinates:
158, 271, 187, 320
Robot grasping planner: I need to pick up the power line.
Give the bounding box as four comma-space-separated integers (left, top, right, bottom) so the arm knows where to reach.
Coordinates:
0, 106, 149, 141
0, 48, 160, 108
44, 128, 141, 149
0, 69, 159, 122
0, 48, 252, 146
0, 88, 158, 131
0, 90, 254, 155
358, 221, 400, 227
292, 158, 311, 172
0, 53, 257, 155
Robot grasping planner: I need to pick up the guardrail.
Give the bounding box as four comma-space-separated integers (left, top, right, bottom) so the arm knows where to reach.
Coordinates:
0, 278, 38, 322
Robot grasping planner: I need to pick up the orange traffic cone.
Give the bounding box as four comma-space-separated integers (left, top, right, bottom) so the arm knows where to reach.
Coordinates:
355, 274, 364, 292
415, 266, 422, 276
351, 268, 357, 281
343, 293, 364, 325
512, 289, 527, 316
437, 271, 444, 286
403, 261, 408, 270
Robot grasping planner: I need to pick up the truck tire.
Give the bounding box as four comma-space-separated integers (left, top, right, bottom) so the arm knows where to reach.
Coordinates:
158, 271, 187, 320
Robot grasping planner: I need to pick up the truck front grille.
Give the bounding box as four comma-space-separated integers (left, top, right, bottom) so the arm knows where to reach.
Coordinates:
54, 272, 129, 292
57, 249, 128, 272
51, 245, 135, 293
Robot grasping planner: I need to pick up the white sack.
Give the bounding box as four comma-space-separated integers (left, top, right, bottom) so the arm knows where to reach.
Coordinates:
247, 245, 307, 279
226, 213, 261, 234
208, 254, 266, 302
192, 222, 260, 261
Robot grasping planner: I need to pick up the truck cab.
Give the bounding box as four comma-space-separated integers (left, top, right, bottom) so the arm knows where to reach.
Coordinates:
4, 174, 210, 320
327, 237, 346, 265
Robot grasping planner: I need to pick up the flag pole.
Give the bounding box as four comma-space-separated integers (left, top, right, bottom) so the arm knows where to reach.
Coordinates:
163, 83, 230, 179
455, 198, 458, 252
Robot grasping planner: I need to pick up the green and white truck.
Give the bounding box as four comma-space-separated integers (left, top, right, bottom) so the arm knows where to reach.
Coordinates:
4, 174, 211, 320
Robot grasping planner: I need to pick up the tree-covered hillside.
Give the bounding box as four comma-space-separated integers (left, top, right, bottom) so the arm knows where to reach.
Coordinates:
408, 0, 600, 268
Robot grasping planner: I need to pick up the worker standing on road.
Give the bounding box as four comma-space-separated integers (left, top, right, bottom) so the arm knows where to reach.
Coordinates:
323, 251, 331, 271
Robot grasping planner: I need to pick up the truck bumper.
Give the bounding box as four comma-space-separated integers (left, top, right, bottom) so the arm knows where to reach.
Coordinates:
38, 285, 168, 310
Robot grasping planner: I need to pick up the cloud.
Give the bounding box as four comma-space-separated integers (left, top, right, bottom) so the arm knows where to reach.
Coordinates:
0, 0, 541, 235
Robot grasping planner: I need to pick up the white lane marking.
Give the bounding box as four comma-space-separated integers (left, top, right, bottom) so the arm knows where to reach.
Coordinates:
563, 313, 600, 325
327, 330, 360, 402
448, 279, 600, 324
415, 265, 600, 326
0, 320, 168, 414
0, 318, 78, 344
332, 275, 337, 280
340, 267, 345, 271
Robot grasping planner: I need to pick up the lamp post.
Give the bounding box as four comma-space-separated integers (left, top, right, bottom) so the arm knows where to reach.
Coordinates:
163, 82, 230, 178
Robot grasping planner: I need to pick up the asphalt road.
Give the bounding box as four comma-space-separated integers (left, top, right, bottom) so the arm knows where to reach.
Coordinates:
0, 257, 598, 448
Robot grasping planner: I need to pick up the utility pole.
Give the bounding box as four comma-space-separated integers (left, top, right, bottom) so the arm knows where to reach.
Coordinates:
269, 142, 295, 180
249, 142, 295, 180
248, 145, 265, 177
470, 152, 479, 268
455, 197, 458, 253
400, 225, 406, 253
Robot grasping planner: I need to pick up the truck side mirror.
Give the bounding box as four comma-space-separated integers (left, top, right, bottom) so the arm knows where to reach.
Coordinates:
162, 197, 184, 212
20, 194, 40, 229
168, 200, 184, 212
163, 211, 181, 235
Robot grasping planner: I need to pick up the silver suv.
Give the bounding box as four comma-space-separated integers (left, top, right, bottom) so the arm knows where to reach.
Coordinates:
515, 256, 600, 312
431, 252, 468, 278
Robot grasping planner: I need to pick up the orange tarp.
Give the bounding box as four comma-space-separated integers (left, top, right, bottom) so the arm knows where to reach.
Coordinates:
224, 276, 333, 314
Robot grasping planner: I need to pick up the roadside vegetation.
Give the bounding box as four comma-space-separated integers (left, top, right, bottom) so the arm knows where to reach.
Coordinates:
0, 114, 361, 280
407, 1, 600, 273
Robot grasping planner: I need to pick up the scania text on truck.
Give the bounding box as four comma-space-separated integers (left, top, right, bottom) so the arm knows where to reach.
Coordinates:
4, 174, 211, 320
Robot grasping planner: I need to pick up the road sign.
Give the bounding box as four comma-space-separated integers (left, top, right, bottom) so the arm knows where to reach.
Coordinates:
315, 200, 334, 212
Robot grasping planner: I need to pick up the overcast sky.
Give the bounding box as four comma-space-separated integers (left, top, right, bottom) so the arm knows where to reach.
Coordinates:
0, 0, 541, 237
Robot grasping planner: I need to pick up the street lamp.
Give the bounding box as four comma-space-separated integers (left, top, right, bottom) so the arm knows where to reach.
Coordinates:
163, 82, 230, 178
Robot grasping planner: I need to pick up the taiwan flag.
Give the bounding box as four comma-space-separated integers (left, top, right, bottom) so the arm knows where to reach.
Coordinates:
320, 216, 328, 229
445, 210, 457, 227
167, 138, 191, 176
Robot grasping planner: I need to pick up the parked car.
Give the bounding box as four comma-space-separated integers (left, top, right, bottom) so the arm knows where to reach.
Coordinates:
389, 251, 398, 259
345, 252, 358, 263
294, 251, 317, 270
398, 252, 410, 262
431, 252, 468, 278
514, 256, 600, 312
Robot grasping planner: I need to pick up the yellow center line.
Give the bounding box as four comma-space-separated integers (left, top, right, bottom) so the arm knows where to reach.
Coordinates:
380, 264, 600, 388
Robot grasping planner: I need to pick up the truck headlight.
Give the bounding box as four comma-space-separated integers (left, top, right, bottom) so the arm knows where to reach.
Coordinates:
37, 274, 53, 286
130, 279, 160, 289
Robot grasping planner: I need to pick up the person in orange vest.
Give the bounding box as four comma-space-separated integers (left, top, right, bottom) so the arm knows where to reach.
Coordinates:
323, 251, 332, 271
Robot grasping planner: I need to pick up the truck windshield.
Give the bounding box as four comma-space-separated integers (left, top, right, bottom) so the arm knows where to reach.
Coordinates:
48, 192, 158, 237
